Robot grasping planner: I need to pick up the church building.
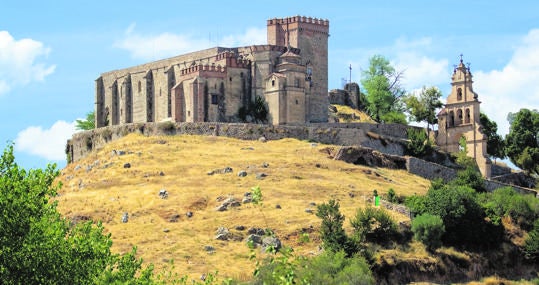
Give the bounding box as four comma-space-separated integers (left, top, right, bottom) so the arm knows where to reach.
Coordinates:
436, 57, 491, 178
94, 16, 330, 127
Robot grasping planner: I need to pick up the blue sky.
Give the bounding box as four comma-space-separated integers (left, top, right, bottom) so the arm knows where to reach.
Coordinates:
1, 0, 538, 170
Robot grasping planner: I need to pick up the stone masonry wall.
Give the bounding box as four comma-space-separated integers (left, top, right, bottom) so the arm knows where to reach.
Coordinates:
67, 122, 414, 163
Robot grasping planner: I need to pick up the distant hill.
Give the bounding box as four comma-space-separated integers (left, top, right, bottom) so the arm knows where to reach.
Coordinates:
55, 133, 430, 281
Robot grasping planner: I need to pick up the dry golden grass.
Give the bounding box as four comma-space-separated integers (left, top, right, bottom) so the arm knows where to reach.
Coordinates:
333, 104, 376, 123
55, 133, 431, 280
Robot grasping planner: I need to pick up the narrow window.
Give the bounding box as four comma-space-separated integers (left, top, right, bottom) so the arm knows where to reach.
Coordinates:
457, 88, 462, 100
465, 109, 471, 124
211, 94, 218, 105
271, 80, 275, 87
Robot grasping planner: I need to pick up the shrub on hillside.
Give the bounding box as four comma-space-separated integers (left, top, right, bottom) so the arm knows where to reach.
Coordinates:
524, 219, 539, 263
296, 251, 374, 285
480, 187, 539, 230
350, 207, 398, 244
411, 213, 445, 251
423, 185, 503, 247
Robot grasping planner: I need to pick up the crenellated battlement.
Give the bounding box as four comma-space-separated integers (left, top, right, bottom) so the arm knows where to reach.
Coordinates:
267, 16, 329, 27
179, 63, 226, 77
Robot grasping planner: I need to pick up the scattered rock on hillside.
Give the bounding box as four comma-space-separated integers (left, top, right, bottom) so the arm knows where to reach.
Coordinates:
247, 227, 265, 236
256, 173, 267, 180
215, 227, 230, 240
204, 245, 215, 252
235, 225, 245, 231
237, 170, 247, 177
258, 135, 267, 143
242, 192, 252, 203
275, 204, 282, 209
121, 212, 129, 223
74, 165, 81, 171
262, 236, 282, 252
169, 214, 181, 222
123, 163, 131, 168
207, 166, 233, 175
215, 197, 240, 211
246, 234, 263, 246
186, 211, 193, 218
163, 228, 170, 233
261, 162, 269, 168
112, 150, 127, 156
158, 189, 168, 199
305, 208, 314, 214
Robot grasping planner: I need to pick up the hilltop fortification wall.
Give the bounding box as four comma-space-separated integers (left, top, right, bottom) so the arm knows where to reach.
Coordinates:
67, 122, 413, 163
66, 122, 537, 197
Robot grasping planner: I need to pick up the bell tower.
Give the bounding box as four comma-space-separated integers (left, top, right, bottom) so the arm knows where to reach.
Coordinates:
436, 56, 491, 177
267, 16, 329, 122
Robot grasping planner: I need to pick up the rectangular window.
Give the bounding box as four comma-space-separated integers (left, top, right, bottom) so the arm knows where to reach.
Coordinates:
211, 94, 219, 105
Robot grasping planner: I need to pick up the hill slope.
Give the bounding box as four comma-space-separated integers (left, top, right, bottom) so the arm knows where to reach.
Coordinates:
55, 133, 431, 280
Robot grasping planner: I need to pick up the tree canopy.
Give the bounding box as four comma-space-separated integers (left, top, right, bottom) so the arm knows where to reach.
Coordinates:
75, 111, 96, 130
505, 108, 539, 175
360, 55, 406, 123
479, 112, 505, 161
0, 144, 154, 284
404, 86, 443, 135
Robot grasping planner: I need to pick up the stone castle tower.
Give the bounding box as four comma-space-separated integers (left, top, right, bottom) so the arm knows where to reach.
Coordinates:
436, 57, 491, 178
94, 16, 329, 128
267, 16, 330, 123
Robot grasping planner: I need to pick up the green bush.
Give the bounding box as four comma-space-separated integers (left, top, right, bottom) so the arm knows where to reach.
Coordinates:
423, 185, 503, 247
405, 128, 432, 157
411, 213, 445, 251
480, 187, 538, 229
524, 219, 539, 263
350, 207, 398, 243
296, 251, 374, 285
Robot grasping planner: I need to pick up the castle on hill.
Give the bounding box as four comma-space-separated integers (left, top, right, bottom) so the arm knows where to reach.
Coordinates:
95, 16, 329, 127
91, 16, 491, 178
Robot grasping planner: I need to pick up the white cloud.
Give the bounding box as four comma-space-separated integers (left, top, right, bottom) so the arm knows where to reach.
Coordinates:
473, 29, 539, 136
0, 31, 56, 95
114, 23, 266, 61
15, 120, 76, 161
393, 52, 449, 91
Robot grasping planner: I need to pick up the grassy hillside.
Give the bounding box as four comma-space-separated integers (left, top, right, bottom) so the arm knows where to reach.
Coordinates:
55, 133, 430, 280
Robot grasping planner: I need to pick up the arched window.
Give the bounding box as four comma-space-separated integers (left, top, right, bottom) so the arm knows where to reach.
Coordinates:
457, 88, 462, 101
465, 108, 471, 124
457, 109, 463, 125
138, 81, 141, 93
271, 80, 275, 87
449, 111, 455, 127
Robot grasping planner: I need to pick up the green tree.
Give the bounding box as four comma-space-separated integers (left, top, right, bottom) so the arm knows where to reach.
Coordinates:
479, 113, 506, 162
405, 128, 433, 157
75, 111, 96, 130
360, 55, 406, 123
0, 144, 155, 284
505, 108, 539, 175
316, 200, 355, 255
404, 86, 443, 137
411, 213, 445, 252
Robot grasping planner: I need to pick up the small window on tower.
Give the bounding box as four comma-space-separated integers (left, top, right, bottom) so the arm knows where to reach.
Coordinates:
211, 94, 218, 105
457, 88, 462, 100
272, 80, 275, 87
